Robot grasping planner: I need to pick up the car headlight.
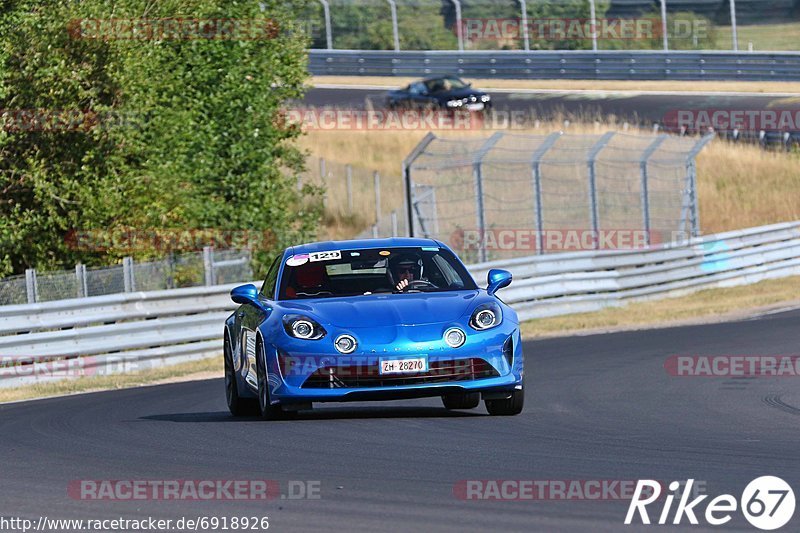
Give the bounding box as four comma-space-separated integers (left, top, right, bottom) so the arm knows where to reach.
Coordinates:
444, 327, 466, 348
469, 302, 502, 331
334, 334, 357, 354
446, 99, 463, 108
480, 94, 491, 102
283, 315, 326, 340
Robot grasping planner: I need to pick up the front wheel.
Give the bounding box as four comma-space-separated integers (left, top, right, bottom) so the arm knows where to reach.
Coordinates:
442, 392, 480, 410
485, 387, 524, 416
225, 334, 258, 417
256, 339, 290, 420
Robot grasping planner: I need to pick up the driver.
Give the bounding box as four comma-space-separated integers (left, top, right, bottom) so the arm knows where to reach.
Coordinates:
390, 254, 422, 291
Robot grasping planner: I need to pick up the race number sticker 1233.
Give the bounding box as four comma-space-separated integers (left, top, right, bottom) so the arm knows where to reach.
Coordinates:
309, 250, 341, 262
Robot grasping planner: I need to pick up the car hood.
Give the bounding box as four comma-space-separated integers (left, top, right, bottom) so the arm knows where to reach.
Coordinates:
281, 291, 479, 327
435, 87, 485, 100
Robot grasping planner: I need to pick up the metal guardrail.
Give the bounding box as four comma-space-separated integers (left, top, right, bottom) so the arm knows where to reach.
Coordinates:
309, 50, 800, 81
1, 220, 799, 389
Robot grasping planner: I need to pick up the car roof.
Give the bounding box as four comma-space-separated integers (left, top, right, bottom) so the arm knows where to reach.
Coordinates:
287, 237, 443, 255
420, 75, 461, 82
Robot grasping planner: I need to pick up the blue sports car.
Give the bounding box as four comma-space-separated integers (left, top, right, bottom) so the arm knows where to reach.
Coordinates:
223, 238, 524, 419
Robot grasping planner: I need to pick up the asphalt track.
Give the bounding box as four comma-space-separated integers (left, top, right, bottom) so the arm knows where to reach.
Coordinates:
302, 86, 800, 129
1, 308, 799, 531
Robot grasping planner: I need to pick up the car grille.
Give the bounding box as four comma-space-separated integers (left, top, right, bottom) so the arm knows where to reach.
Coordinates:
301, 357, 499, 389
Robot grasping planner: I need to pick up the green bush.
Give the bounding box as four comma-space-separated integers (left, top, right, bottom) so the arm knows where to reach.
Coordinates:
0, 0, 322, 278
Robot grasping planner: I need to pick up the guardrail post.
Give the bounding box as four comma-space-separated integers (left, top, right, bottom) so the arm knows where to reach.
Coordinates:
587, 132, 615, 250
473, 132, 504, 262
123, 256, 135, 292
640, 135, 668, 247
203, 247, 214, 286
76, 264, 88, 298
530, 132, 562, 254
373, 171, 381, 225
25, 268, 37, 303
346, 164, 353, 213
318, 0, 333, 50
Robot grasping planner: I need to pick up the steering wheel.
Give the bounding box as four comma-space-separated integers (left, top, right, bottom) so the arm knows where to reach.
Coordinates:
398, 280, 437, 292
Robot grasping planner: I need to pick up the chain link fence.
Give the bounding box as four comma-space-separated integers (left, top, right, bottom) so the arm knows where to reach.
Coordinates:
404, 131, 713, 262
0, 248, 252, 306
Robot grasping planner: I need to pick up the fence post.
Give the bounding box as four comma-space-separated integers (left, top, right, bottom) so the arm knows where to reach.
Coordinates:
346, 164, 353, 213
318, 0, 333, 49
25, 268, 37, 304
473, 132, 504, 263
659, 0, 668, 51
589, 0, 598, 51
685, 134, 714, 237
387, 0, 400, 51
450, 0, 464, 51
587, 132, 615, 250
373, 171, 381, 225
391, 210, 398, 237
203, 246, 214, 286
402, 132, 437, 237
75, 264, 86, 298
729, 0, 739, 51
518, 0, 529, 51
372, 224, 379, 238
530, 132, 562, 255
640, 135, 668, 247
123, 256, 135, 292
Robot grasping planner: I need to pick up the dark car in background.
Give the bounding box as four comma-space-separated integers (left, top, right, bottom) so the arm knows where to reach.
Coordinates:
386, 75, 491, 112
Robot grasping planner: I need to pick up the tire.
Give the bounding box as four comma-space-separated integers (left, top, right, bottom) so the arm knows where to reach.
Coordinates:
255, 338, 289, 420
224, 333, 258, 417
485, 387, 524, 416
442, 392, 480, 410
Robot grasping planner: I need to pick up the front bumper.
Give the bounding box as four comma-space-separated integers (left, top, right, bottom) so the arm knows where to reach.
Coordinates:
264, 326, 524, 404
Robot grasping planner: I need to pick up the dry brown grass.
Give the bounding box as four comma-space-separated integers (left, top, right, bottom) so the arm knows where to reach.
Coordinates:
297, 123, 800, 236
313, 76, 800, 94
0, 356, 220, 404
520, 275, 800, 338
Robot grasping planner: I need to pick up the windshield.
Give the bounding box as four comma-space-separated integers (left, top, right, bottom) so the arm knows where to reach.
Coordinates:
425, 76, 468, 93
278, 246, 477, 300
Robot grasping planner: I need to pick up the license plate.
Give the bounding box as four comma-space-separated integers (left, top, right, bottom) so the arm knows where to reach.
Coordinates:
466, 103, 484, 111
380, 357, 427, 375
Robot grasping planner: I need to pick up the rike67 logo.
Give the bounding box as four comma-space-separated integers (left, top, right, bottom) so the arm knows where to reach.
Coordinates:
625, 477, 795, 530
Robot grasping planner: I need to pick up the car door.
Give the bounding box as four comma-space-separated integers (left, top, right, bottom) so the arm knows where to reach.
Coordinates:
242, 255, 280, 389
408, 81, 434, 109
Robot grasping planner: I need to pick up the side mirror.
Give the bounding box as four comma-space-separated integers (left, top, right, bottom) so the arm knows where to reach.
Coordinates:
486, 269, 512, 296
231, 284, 265, 309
